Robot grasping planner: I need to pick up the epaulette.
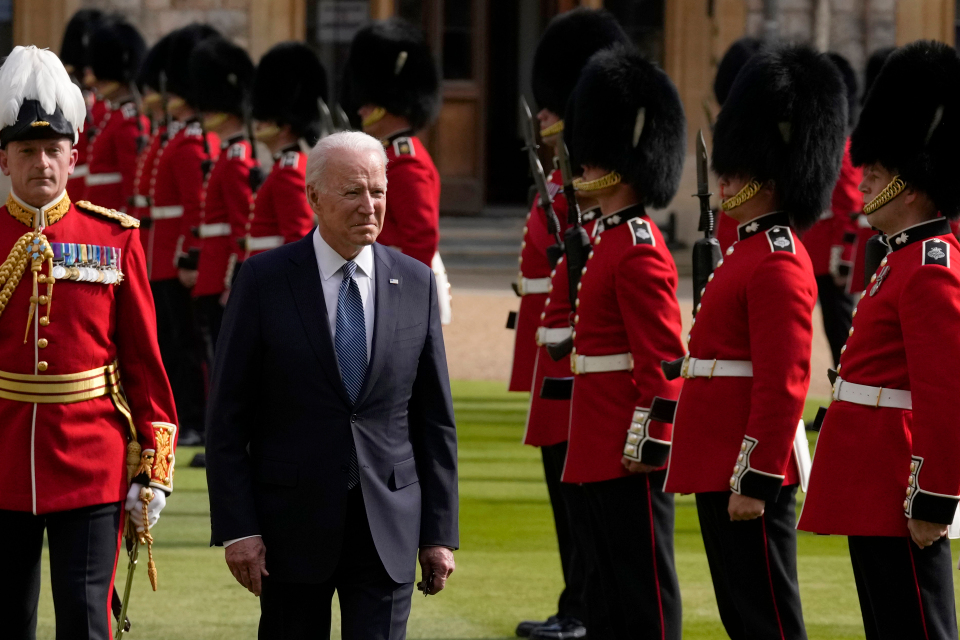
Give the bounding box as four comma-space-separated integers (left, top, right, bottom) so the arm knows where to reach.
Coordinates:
766, 226, 796, 254
629, 218, 656, 246
75, 200, 140, 229
184, 121, 203, 137
393, 137, 415, 157
227, 142, 247, 160
120, 102, 138, 120
922, 238, 951, 267
279, 150, 300, 169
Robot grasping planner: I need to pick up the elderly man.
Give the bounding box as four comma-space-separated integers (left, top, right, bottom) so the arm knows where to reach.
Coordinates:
206, 130, 459, 639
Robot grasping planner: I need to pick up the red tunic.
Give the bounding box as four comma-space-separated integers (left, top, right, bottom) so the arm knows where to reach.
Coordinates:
801, 140, 862, 277
665, 212, 814, 498
130, 125, 167, 256
0, 195, 178, 514
510, 171, 568, 392
379, 133, 440, 266
799, 218, 960, 536
563, 206, 685, 484
68, 98, 110, 202
193, 135, 255, 298
847, 218, 880, 294
84, 100, 148, 212
243, 146, 314, 259
716, 211, 739, 254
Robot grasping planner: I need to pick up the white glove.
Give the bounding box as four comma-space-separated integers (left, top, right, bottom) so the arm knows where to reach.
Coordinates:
124, 483, 166, 532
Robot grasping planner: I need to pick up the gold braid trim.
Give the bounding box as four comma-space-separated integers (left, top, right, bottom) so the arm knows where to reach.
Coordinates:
539, 120, 564, 137
0, 232, 53, 331
863, 175, 906, 215
75, 200, 140, 228
363, 106, 387, 128
573, 171, 622, 192
721, 179, 762, 211
6, 193, 71, 227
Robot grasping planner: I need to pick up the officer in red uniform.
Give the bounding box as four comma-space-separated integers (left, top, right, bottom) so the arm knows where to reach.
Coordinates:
83, 17, 148, 212
344, 18, 452, 323
189, 36, 256, 355
0, 45, 177, 640
665, 46, 848, 640
513, 10, 629, 640
561, 44, 687, 640
799, 41, 960, 640
245, 42, 326, 259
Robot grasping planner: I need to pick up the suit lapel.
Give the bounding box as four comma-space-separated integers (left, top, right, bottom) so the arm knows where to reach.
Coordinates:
355, 244, 400, 407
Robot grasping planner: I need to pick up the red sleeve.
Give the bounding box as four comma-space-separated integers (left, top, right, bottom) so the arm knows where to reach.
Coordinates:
272, 166, 314, 243
385, 155, 439, 266
175, 139, 210, 255
117, 117, 147, 212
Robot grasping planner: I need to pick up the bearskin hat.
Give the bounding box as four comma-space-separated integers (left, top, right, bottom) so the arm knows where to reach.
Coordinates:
165, 24, 221, 106
531, 8, 630, 117
713, 37, 762, 106
851, 41, 960, 219
137, 32, 174, 94
862, 46, 895, 105
565, 44, 686, 209
828, 52, 859, 129
712, 45, 847, 231
188, 36, 254, 117
253, 42, 328, 145
87, 16, 145, 85
343, 18, 440, 131
59, 9, 104, 78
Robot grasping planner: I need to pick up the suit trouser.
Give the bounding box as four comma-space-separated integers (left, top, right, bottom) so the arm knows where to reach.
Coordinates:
151, 278, 206, 432
582, 472, 681, 640
696, 486, 807, 640
0, 503, 123, 640
815, 274, 854, 368
259, 487, 414, 640
848, 535, 957, 640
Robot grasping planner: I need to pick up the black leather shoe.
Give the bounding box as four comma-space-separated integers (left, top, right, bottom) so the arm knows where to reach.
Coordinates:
530, 618, 587, 640
517, 616, 559, 638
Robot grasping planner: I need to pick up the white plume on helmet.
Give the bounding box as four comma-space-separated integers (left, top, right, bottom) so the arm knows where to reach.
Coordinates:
0, 45, 85, 142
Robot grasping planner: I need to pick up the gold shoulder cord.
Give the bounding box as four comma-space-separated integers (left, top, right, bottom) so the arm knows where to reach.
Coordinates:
539, 120, 564, 137
573, 171, 622, 192
863, 175, 905, 215
75, 200, 140, 228
721, 179, 762, 211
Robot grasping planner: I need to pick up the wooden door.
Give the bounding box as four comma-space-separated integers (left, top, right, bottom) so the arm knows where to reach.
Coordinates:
896, 0, 955, 45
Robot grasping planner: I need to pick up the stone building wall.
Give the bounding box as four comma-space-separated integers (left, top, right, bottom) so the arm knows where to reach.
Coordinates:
77, 0, 251, 47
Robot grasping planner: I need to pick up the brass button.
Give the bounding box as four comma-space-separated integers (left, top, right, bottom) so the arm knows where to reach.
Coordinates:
540, 312, 546, 320
904, 500, 910, 510
708, 274, 714, 282
581, 267, 587, 275
870, 274, 877, 283
37, 361, 48, 372
848, 327, 854, 336
910, 462, 917, 472
726, 246, 735, 256
717, 259, 724, 267
588, 251, 594, 259
577, 282, 582, 291
40, 316, 49, 326
574, 315, 580, 323
881, 257, 888, 266
741, 442, 748, 452
550, 270, 556, 277
37, 338, 48, 349
733, 465, 741, 473
38, 295, 49, 305
521, 241, 526, 249
729, 477, 736, 487
737, 454, 744, 462
548, 285, 553, 293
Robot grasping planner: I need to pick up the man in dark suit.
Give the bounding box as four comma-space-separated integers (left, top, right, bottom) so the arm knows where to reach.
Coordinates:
206, 130, 459, 639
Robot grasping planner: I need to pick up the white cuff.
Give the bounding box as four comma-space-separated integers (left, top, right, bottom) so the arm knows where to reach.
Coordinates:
224, 535, 262, 548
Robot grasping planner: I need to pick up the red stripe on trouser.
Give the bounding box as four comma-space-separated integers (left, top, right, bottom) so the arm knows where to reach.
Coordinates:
907, 539, 931, 640
761, 518, 786, 640
645, 475, 666, 640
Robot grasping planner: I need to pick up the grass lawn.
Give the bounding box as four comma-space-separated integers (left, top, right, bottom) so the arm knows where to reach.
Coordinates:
35, 380, 960, 638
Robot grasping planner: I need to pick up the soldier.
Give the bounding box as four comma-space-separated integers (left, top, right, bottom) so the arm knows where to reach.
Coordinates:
343, 18, 452, 324
244, 42, 326, 259
562, 43, 687, 640
665, 45, 847, 640
799, 41, 960, 640
189, 36, 256, 355
0, 46, 177, 639
83, 16, 148, 212
513, 9, 629, 640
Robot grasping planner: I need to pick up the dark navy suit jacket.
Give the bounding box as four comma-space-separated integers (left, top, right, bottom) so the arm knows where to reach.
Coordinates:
206, 233, 459, 584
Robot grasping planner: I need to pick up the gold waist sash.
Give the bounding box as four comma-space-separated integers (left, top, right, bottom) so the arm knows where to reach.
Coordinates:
0, 361, 120, 403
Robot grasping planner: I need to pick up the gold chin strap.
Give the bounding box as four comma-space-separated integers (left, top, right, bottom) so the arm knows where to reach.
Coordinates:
721, 179, 762, 212
203, 113, 228, 130
362, 107, 387, 128
167, 97, 185, 111
539, 120, 564, 137
255, 124, 281, 142
863, 175, 905, 215
573, 171, 622, 192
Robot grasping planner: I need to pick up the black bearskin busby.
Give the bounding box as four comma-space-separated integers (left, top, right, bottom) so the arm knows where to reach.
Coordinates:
713, 37, 762, 106
531, 8, 630, 117
59, 9, 104, 78
828, 52, 859, 129
565, 44, 686, 209
343, 18, 440, 131
862, 46, 895, 105
138, 31, 174, 94
87, 16, 145, 85
851, 40, 960, 219
712, 45, 847, 230
165, 24, 221, 106
253, 42, 328, 146
188, 36, 254, 117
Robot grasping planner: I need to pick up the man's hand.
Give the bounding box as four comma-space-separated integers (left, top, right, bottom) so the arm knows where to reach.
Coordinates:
728, 492, 765, 521
418, 546, 455, 595
225, 537, 269, 597
124, 484, 166, 531
178, 268, 198, 289
908, 518, 948, 549
622, 457, 658, 475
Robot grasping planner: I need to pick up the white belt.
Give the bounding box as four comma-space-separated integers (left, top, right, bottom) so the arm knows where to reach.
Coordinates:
197, 222, 231, 238
536, 326, 572, 346
682, 356, 753, 379
85, 172, 122, 186
572, 352, 633, 375
71, 164, 89, 178
130, 195, 150, 208
519, 277, 550, 296
833, 376, 912, 410
150, 205, 184, 220
246, 235, 284, 251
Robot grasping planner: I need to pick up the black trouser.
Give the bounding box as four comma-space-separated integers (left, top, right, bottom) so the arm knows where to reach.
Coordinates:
194, 293, 225, 368
151, 278, 206, 432
583, 472, 681, 640
259, 487, 414, 639
815, 274, 854, 367
849, 535, 957, 640
541, 441, 587, 623
696, 486, 807, 640
0, 503, 123, 640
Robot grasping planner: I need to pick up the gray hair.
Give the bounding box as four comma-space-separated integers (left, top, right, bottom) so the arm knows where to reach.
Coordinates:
305, 131, 388, 193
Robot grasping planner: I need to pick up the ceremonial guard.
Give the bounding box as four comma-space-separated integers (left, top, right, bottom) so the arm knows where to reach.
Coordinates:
562, 44, 687, 640
83, 17, 148, 212
344, 18, 452, 323
799, 41, 960, 640
513, 9, 629, 640
665, 46, 848, 640
0, 46, 177, 639
244, 42, 326, 259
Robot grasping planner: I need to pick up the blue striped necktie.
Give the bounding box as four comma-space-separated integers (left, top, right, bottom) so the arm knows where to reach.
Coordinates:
335, 260, 366, 489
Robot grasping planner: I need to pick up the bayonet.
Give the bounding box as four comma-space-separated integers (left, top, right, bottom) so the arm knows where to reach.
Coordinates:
691, 129, 722, 314
317, 96, 335, 138
520, 96, 563, 263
